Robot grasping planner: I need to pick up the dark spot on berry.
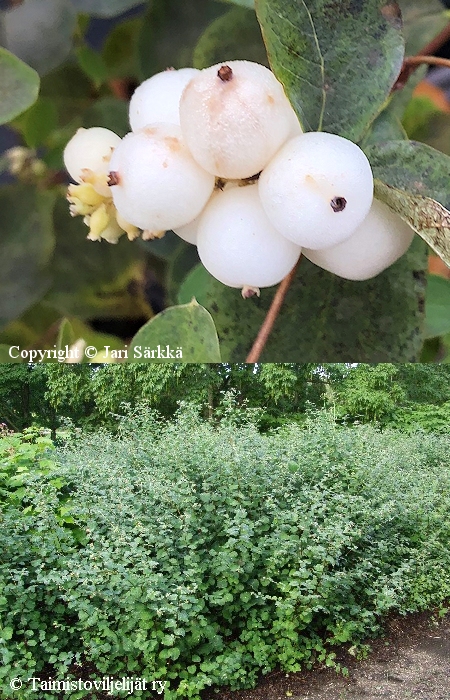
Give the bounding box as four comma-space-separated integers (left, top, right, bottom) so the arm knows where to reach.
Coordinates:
218, 65, 233, 82
108, 171, 120, 187
331, 196, 347, 212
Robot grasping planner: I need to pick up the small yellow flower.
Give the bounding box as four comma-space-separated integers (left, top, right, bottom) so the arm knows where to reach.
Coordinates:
142, 229, 166, 240
67, 182, 105, 216
86, 203, 110, 241
116, 212, 141, 241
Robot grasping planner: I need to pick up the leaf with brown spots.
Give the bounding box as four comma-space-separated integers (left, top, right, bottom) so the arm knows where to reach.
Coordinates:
374, 180, 450, 268
128, 299, 221, 363
366, 139, 450, 267
255, 0, 405, 141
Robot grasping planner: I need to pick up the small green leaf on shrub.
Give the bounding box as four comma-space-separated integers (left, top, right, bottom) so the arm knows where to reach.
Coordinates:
128, 300, 221, 363
177, 264, 211, 305
75, 45, 109, 87
255, 0, 404, 141
366, 140, 450, 210
0, 47, 39, 125
193, 7, 267, 70
0, 186, 55, 329
425, 274, 450, 339
19, 97, 58, 148
102, 17, 142, 79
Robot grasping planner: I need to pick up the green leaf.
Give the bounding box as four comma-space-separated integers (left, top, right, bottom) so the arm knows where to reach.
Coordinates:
82, 97, 129, 137
1, 627, 13, 641
366, 140, 450, 266
359, 107, 407, 149
0, 186, 55, 329
193, 7, 267, 69
102, 17, 142, 79
1, 0, 77, 76
366, 140, 450, 210
425, 274, 450, 339
18, 97, 58, 148
179, 238, 427, 361
255, 0, 404, 141
166, 243, 200, 304
400, 0, 448, 55
75, 45, 109, 87
178, 264, 210, 306
138, 0, 224, 79
69, 0, 144, 18
0, 47, 39, 124
0, 302, 62, 348
374, 180, 450, 268
128, 300, 221, 363
45, 199, 150, 321
38, 62, 91, 131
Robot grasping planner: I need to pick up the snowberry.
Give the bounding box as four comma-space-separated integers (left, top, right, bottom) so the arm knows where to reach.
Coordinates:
197, 185, 301, 289
129, 67, 199, 130
302, 200, 415, 280
173, 217, 199, 245
258, 132, 374, 250
179, 60, 299, 179
173, 181, 239, 245
108, 124, 215, 233
64, 127, 121, 197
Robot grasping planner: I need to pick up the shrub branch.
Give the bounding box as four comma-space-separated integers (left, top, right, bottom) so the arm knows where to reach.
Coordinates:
394, 21, 450, 90
246, 258, 301, 362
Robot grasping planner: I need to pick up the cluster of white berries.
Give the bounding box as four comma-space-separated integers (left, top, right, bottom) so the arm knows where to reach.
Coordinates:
64, 60, 415, 294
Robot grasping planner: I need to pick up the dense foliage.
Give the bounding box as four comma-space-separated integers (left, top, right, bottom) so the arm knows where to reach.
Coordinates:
1, 363, 450, 434
2, 0, 450, 360
0, 408, 449, 698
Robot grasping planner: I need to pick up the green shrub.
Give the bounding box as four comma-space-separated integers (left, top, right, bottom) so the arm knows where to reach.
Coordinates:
1, 409, 449, 698
389, 401, 450, 434
0, 427, 56, 505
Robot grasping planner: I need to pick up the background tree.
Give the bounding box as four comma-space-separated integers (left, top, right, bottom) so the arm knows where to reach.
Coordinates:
329, 363, 450, 424
0, 364, 57, 434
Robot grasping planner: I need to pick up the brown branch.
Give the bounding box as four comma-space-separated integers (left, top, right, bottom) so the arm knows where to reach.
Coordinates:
393, 21, 450, 90
403, 55, 450, 70
418, 21, 450, 59
246, 258, 300, 363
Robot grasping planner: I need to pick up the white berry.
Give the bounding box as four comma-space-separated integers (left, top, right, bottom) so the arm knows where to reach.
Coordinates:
173, 217, 199, 245
258, 132, 374, 249
64, 127, 121, 196
197, 185, 301, 288
303, 199, 415, 280
179, 60, 299, 179
108, 124, 215, 232
129, 68, 199, 130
